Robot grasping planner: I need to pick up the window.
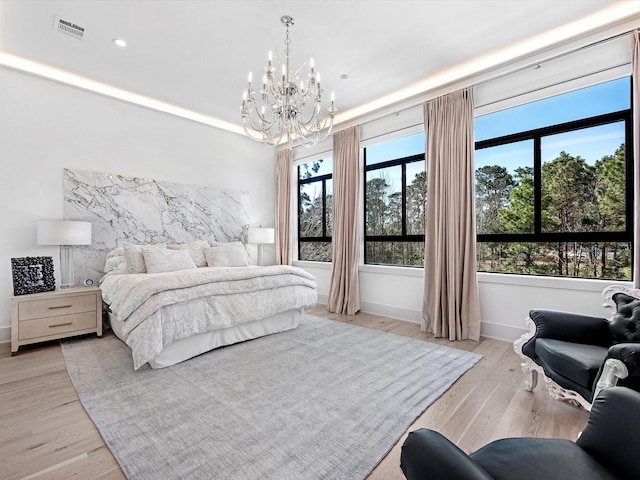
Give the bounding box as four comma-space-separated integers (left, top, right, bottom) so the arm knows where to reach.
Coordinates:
475, 77, 633, 280
298, 157, 332, 262
364, 132, 426, 266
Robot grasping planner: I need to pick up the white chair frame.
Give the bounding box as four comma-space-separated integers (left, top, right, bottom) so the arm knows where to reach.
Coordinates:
513, 285, 639, 411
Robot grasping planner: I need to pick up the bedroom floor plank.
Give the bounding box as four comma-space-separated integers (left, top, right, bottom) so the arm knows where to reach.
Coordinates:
0, 306, 589, 480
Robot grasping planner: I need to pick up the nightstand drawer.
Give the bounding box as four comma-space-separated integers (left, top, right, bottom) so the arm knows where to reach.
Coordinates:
18, 311, 98, 340
18, 294, 97, 321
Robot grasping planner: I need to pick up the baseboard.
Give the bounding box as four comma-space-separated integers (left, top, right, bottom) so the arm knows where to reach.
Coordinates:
312, 297, 524, 343
360, 301, 422, 324
0, 326, 10, 344
480, 321, 527, 342
313, 295, 420, 323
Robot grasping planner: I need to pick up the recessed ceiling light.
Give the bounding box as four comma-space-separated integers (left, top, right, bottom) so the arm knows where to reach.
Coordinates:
340, 74, 348, 80
112, 38, 127, 48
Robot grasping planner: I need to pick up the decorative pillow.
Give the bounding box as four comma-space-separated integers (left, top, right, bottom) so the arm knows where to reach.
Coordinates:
204, 242, 250, 267
104, 248, 127, 274
106, 247, 125, 259
168, 240, 209, 268
122, 242, 166, 274
143, 248, 197, 274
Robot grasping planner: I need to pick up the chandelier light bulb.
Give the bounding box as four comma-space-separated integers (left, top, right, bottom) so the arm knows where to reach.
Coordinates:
240, 15, 336, 149
248, 72, 253, 83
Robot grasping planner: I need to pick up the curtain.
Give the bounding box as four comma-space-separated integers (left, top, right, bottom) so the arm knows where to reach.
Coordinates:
633, 31, 640, 288
275, 149, 293, 266
328, 126, 361, 315
422, 88, 481, 341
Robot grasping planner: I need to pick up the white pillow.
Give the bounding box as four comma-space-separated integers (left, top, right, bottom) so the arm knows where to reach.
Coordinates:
104, 248, 127, 274
204, 242, 250, 267
143, 248, 197, 273
122, 242, 166, 274
106, 247, 125, 259
168, 240, 209, 267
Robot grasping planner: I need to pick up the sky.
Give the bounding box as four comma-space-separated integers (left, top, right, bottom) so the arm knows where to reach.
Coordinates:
300, 76, 630, 192
475, 77, 629, 172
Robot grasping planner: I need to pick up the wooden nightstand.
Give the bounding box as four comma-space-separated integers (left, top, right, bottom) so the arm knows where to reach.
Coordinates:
11, 286, 102, 355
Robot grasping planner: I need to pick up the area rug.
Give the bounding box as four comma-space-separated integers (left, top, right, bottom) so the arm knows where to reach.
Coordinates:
61, 315, 481, 480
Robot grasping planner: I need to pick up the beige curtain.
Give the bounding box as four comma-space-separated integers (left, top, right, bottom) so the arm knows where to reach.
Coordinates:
275, 149, 293, 265
328, 126, 361, 315
422, 88, 481, 341
633, 31, 640, 288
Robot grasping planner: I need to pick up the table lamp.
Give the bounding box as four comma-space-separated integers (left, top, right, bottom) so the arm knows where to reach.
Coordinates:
37, 220, 92, 289
248, 227, 275, 266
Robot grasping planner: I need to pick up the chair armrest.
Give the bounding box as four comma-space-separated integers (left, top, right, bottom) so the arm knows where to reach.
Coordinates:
607, 343, 640, 376
528, 309, 610, 346
401, 429, 494, 480
577, 387, 640, 479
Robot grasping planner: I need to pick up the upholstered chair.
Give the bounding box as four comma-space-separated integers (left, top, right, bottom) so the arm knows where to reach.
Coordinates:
513, 285, 640, 410
400, 386, 640, 480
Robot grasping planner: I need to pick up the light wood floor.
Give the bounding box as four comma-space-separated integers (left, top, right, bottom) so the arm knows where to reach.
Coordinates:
0, 306, 589, 480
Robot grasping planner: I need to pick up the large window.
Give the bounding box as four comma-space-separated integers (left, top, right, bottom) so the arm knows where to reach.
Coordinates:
364, 132, 426, 266
475, 77, 633, 280
298, 157, 332, 262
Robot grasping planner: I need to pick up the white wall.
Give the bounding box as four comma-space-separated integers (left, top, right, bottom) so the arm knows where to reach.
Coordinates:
293, 30, 635, 343
0, 67, 275, 342
297, 261, 631, 341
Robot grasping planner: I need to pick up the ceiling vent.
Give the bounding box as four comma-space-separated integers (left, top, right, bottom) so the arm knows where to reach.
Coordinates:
53, 15, 85, 40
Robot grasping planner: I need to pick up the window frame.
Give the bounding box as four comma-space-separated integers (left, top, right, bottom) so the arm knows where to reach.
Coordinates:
297, 163, 332, 262
363, 149, 426, 266
475, 109, 633, 247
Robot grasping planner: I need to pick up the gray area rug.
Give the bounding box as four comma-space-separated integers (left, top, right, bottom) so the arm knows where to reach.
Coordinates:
61, 315, 481, 480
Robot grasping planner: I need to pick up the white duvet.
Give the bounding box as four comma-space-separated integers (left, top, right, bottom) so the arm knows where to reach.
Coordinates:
101, 265, 318, 369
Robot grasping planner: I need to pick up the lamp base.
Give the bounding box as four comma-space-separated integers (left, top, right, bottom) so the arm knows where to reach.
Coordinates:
257, 243, 264, 267
59, 245, 75, 289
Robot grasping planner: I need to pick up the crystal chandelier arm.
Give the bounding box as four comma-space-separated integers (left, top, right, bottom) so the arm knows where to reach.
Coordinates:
239, 15, 335, 149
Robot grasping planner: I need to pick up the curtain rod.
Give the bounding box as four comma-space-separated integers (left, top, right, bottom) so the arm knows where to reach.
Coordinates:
356, 29, 634, 129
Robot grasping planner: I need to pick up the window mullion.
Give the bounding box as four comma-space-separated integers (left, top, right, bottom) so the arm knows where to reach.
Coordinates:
401, 163, 407, 236
533, 135, 542, 235
322, 179, 327, 238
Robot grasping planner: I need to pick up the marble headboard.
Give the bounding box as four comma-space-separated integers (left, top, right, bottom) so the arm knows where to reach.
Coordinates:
63, 169, 249, 284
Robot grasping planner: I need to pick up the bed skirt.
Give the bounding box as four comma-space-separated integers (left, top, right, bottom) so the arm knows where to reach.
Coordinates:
108, 309, 302, 368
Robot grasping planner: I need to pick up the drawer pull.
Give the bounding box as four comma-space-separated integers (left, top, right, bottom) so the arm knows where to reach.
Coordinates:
48, 305, 72, 310
49, 322, 73, 328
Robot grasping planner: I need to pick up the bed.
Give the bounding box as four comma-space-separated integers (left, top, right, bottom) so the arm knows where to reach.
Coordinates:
100, 243, 318, 369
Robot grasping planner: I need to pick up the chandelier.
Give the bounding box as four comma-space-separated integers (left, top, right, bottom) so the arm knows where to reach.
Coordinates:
241, 15, 336, 149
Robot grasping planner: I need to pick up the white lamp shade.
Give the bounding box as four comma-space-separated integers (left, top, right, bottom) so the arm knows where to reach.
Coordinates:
248, 227, 275, 244
37, 221, 92, 246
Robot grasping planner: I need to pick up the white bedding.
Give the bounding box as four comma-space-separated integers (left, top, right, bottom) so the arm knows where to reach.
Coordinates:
109, 309, 301, 369
101, 265, 317, 369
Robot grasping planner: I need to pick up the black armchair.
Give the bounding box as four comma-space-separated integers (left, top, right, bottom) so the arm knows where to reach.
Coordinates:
400, 386, 640, 480
513, 285, 640, 410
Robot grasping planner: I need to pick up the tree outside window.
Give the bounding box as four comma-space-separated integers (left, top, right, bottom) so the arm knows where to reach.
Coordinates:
475, 78, 632, 280
364, 132, 426, 267
298, 158, 332, 262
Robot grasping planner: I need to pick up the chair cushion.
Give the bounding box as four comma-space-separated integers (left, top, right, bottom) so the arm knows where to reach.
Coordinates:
472, 438, 617, 480
535, 339, 608, 390
610, 293, 640, 343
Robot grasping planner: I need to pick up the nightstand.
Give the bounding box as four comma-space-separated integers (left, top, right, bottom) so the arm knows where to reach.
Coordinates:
11, 286, 102, 355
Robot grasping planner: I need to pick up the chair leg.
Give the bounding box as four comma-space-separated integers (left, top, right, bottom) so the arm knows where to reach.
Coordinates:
593, 358, 628, 401
514, 317, 539, 391
521, 359, 538, 391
